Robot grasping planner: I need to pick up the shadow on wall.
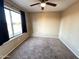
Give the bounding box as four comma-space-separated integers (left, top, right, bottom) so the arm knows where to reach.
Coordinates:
28, 13, 33, 36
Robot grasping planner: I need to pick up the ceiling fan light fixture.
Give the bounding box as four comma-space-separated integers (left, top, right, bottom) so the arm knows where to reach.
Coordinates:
41, 3, 46, 7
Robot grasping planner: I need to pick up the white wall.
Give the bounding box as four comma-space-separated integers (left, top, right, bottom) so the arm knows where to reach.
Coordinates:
29, 12, 61, 38
59, 1, 79, 58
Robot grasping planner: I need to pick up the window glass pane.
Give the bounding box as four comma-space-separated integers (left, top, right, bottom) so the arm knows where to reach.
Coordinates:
11, 11, 22, 36
4, 8, 22, 38
4, 9, 13, 38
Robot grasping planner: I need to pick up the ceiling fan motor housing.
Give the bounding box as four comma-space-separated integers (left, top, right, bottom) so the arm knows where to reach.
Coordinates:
40, 0, 48, 2
30, 0, 57, 10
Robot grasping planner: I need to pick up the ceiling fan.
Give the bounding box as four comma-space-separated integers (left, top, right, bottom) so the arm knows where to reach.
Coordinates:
30, 0, 57, 10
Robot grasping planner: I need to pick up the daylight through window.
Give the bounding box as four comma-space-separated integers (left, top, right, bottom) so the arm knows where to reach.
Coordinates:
4, 8, 22, 38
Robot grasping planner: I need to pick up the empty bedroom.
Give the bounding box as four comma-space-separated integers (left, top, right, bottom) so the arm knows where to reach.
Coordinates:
0, 0, 79, 59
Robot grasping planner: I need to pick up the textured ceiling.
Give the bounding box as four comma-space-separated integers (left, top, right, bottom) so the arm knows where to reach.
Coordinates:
9, 0, 78, 12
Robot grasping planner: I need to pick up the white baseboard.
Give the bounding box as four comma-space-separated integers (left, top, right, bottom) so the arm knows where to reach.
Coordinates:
32, 34, 58, 39
59, 37, 79, 58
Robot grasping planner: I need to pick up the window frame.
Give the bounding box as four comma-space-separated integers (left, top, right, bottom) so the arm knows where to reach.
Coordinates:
4, 7, 22, 39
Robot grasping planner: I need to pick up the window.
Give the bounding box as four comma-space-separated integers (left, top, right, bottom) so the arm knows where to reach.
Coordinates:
4, 8, 22, 38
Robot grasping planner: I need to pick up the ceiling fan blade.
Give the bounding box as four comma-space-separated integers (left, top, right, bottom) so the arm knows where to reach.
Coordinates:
30, 3, 40, 6
46, 2, 57, 7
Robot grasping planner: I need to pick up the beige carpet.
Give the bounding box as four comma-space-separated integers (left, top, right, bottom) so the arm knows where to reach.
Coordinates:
5, 37, 78, 59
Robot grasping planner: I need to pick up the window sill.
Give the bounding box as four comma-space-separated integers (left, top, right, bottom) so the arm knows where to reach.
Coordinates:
9, 33, 23, 41
1, 33, 25, 46
2, 33, 27, 46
